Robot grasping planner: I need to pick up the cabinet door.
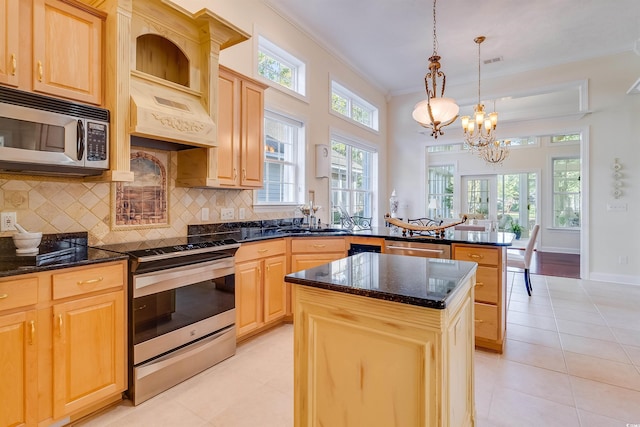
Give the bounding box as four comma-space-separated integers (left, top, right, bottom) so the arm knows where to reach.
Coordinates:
235, 260, 262, 337
217, 69, 240, 186
32, 0, 103, 105
446, 296, 474, 427
0, 310, 37, 427
263, 255, 287, 323
52, 291, 125, 418
0, 0, 19, 87
240, 79, 264, 188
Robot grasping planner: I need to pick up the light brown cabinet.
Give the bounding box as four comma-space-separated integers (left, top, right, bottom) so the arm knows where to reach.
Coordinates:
0, 276, 38, 427
0, 0, 19, 87
0, 0, 104, 105
0, 260, 127, 427
176, 66, 267, 188
235, 239, 287, 340
452, 243, 507, 352
292, 271, 475, 427
217, 66, 267, 188
290, 237, 347, 272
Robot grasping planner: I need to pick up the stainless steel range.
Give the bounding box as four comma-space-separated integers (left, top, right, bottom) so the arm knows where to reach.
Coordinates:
99, 236, 240, 405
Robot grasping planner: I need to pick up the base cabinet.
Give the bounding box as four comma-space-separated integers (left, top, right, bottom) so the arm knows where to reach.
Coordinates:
235, 240, 287, 340
52, 291, 125, 418
0, 310, 38, 427
452, 243, 507, 352
0, 260, 127, 427
292, 275, 475, 427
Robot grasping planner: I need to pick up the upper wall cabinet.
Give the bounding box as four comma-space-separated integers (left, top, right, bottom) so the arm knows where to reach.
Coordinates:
0, 0, 19, 87
0, 0, 105, 105
177, 66, 267, 188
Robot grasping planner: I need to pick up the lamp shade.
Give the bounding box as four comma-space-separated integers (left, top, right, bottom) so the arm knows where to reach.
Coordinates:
412, 97, 459, 127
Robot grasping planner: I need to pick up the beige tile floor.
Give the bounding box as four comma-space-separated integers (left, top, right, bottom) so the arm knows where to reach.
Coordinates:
77, 271, 640, 427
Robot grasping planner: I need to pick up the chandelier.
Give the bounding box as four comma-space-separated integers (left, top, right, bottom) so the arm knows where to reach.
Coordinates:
480, 139, 511, 165
461, 36, 498, 151
412, 0, 459, 138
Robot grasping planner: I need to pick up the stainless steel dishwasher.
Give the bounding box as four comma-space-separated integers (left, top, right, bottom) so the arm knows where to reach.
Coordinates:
384, 240, 451, 259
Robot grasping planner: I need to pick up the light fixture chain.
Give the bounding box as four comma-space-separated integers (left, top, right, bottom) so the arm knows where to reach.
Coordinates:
432, 0, 438, 55
477, 38, 481, 104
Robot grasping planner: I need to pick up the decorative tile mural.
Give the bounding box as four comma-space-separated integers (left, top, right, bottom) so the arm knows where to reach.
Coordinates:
115, 149, 169, 227
0, 150, 295, 245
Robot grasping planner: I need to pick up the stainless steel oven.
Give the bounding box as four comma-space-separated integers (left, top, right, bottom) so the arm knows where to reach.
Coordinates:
99, 236, 239, 405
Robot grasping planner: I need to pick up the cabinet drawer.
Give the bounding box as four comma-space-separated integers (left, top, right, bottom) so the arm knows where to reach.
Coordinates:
52, 263, 124, 300
453, 245, 499, 266
474, 266, 498, 304
235, 239, 286, 263
0, 276, 38, 311
291, 238, 346, 254
474, 302, 498, 341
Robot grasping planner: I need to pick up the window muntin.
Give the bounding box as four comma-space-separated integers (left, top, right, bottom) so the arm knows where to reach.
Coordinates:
256, 111, 304, 205
428, 165, 454, 218
330, 136, 375, 225
257, 36, 306, 96
331, 81, 379, 131
552, 157, 581, 228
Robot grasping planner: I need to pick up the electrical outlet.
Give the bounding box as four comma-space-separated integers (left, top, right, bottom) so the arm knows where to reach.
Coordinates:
1, 212, 17, 232
221, 208, 234, 220
239, 208, 246, 220
201, 208, 210, 221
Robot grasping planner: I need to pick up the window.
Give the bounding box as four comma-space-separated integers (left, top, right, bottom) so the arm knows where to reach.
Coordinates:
427, 165, 454, 218
331, 81, 379, 131
552, 157, 581, 228
427, 144, 462, 153
255, 111, 305, 205
330, 136, 376, 226
257, 36, 306, 96
551, 133, 581, 144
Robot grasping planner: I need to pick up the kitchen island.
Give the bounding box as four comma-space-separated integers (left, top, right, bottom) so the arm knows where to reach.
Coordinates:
285, 253, 477, 427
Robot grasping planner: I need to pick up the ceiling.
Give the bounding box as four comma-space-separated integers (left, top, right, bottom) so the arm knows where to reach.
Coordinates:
265, 0, 640, 96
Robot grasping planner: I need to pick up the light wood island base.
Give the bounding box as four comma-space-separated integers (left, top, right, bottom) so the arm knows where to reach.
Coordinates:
292, 274, 475, 427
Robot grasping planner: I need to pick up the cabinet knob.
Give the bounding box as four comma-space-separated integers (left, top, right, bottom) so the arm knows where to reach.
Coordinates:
0, 293, 8, 299
474, 282, 484, 287
468, 253, 483, 260
57, 314, 63, 336
233, 168, 238, 180
10, 54, 16, 75
37, 61, 43, 81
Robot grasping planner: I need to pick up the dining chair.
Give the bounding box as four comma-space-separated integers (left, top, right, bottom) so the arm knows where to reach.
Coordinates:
507, 224, 540, 296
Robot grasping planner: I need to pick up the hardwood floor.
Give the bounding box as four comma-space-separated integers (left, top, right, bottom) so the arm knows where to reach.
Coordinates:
508, 249, 580, 279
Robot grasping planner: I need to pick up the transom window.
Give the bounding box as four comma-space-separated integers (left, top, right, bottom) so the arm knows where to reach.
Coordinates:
552, 157, 581, 228
331, 81, 379, 131
330, 136, 376, 226
257, 36, 306, 97
255, 110, 305, 205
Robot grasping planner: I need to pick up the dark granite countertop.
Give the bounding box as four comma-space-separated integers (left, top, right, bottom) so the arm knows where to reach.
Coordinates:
188, 221, 514, 246
0, 233, 128, 278
285, 252, 477, 309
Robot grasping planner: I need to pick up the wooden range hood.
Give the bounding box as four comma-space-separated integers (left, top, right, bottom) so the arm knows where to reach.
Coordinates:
87, 0, 249, 182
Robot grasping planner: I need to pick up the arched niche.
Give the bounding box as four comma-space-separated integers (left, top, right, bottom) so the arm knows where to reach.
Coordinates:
136, 34, 189, 87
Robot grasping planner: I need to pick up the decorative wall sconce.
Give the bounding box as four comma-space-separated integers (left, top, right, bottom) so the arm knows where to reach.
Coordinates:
612, 158, 623, 198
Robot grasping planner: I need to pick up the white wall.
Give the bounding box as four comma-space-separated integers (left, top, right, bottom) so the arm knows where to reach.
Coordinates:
389, 52, 640, 284
173, 0, 389, 226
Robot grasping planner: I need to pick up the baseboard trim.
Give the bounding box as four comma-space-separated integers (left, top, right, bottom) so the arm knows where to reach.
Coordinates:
587, 272, 640, 286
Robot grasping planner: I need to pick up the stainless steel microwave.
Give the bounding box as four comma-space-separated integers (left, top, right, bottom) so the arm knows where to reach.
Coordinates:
0, 86, 109, 176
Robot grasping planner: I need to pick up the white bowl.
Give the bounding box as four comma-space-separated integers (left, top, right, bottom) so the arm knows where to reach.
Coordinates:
12, 232, 43, 253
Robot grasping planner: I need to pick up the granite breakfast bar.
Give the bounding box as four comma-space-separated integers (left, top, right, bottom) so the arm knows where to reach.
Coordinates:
285, 252, 478, 427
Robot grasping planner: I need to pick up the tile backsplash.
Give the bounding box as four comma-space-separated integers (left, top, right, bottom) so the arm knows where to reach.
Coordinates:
0, 151, 294, 245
